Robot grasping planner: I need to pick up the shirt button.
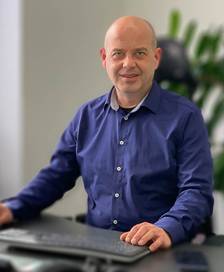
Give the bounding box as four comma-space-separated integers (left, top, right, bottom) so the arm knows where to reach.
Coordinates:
119, 140, 124, 145
116, 166, 122, 172
113, 219, 118, 225
124, 116, 129, 120
114, 193, 120, 198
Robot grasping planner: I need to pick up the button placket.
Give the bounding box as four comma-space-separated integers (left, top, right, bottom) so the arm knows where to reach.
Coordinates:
112, 112, 129, 229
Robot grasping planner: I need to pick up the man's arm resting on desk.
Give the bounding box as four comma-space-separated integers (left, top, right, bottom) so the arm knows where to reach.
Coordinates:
0, 203, 14, 225
120, 101, 213, 253
120, 222, 172, 252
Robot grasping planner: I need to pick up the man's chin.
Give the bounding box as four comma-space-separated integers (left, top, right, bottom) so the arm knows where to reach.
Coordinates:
116, 86, 141, 94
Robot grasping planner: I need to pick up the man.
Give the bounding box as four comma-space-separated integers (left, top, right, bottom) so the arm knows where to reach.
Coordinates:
0, 16, 213, 252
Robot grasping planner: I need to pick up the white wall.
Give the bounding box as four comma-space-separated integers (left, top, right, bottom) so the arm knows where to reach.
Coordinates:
123, 0, 224, 34
0, 0, 23, 198
21, 0, 126, 216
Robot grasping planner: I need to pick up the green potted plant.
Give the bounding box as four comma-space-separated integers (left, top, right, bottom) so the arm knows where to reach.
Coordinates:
156, 10, 224, 233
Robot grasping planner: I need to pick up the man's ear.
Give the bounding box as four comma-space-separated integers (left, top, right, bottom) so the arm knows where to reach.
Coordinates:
100, 48, 106, 68
154, 47, 162, 70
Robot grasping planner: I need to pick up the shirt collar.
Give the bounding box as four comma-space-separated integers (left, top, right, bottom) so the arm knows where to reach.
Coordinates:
140, 81, 161, 113
104, 81, 161, 114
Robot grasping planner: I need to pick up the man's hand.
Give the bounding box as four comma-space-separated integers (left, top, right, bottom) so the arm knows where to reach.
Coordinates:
120, 222, 172, 252
0, 203, 14, 225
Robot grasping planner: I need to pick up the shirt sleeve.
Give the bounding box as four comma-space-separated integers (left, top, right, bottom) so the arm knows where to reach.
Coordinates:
155, 108, 214, 244
4, 117, 80, 220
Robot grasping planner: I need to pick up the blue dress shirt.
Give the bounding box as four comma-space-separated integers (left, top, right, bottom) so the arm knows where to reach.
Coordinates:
6, 81, 213, 244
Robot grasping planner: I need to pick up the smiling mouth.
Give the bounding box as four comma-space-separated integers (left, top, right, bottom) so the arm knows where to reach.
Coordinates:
120, 74, 139, 78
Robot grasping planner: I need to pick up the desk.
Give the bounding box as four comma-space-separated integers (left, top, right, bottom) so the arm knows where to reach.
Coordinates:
0, 215, 223, 272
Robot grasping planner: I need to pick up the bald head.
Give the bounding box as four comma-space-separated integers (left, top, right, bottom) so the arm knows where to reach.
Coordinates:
104, 16, 157, 49
100, 15, 161, 101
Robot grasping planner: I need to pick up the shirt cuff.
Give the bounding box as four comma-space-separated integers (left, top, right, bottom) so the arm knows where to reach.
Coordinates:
154, 216, 187, 245
3, 198, 32, 220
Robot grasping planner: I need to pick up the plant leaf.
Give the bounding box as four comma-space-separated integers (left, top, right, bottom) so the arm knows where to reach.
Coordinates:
183, 21, 197, 49
208, 28, 223, 58
214, 152, 224, 190
168, 10, 181, 38
194, 33, 211, 59
207, 96, 224, 137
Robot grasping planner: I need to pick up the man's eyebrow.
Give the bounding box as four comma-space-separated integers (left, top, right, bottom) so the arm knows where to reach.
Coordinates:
111, 48, 124, 51
111, 48, 148, 52
135, 48, 148, 51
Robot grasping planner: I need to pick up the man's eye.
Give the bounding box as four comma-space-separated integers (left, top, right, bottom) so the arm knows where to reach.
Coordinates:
136, 51, 146, 56
112, 51, 123, 57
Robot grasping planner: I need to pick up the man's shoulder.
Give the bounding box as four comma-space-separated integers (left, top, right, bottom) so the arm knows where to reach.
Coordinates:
66, 91, 109, 130
78, 92, 109, 112
160, 86, 199, 114
70, 91, 110, 125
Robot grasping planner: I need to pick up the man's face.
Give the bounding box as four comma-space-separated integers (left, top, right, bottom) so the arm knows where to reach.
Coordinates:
100, 22, 161, 97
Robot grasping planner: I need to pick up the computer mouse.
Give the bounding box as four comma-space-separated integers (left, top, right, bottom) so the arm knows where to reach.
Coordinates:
37, 262, 83, 272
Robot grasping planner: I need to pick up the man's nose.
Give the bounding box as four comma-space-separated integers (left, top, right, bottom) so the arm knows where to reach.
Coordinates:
123, 55, 136, 68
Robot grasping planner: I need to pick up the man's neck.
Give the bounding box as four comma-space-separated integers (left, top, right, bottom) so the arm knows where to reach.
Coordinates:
115, 89, 149, 108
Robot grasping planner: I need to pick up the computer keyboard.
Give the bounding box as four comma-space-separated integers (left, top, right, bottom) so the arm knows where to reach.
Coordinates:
0, 228, 137, 254
0, 227, 150, 262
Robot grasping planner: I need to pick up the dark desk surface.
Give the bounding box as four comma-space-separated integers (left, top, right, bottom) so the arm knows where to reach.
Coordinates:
0, 214, 223, 272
